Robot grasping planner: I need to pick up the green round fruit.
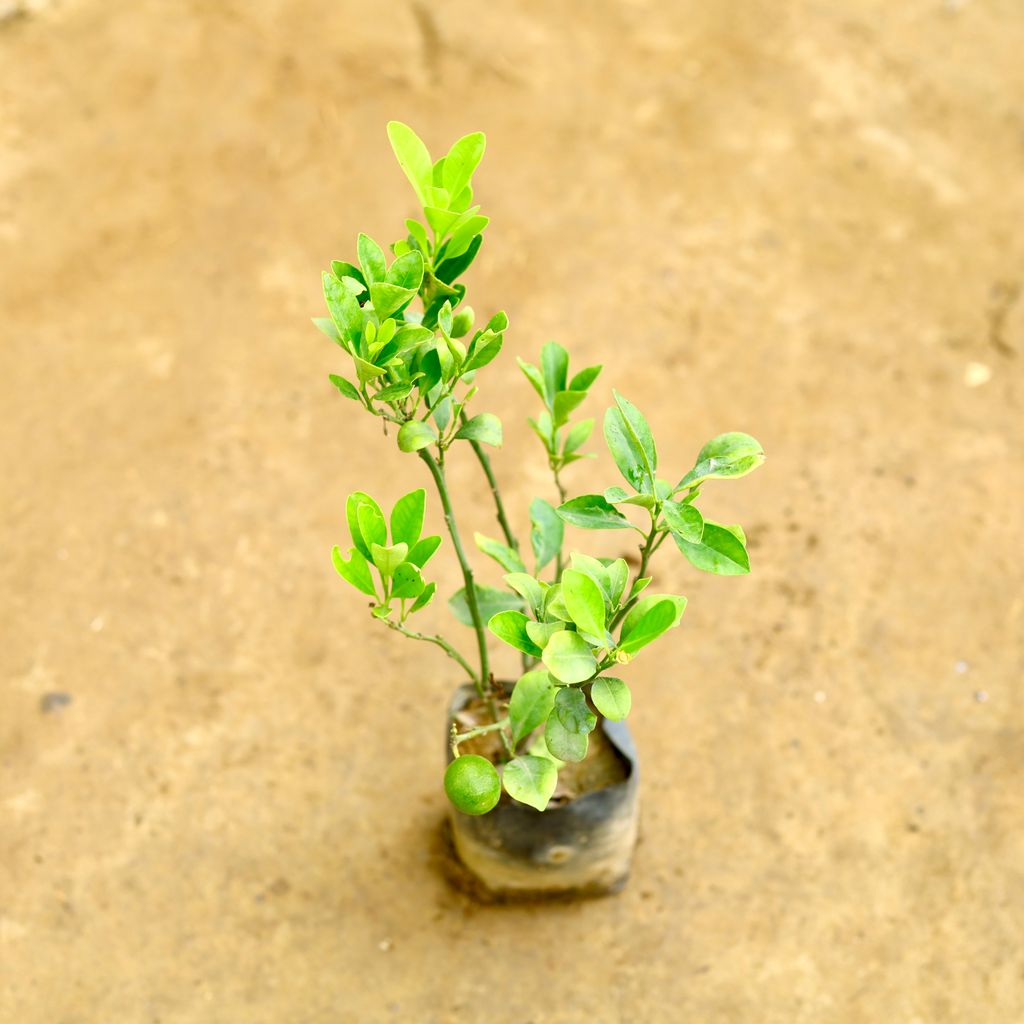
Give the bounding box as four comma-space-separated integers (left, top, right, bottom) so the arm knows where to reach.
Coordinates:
444, 755, 501, 815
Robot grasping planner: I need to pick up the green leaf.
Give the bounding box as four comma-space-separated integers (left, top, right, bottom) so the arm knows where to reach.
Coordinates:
312, 316, 342, 343
678, 432, 765, 490
591, 677, 631, 721
543, 585, 571, 623
561, 569, 607, 641
474, 532, 527, 574
540, 342, 568, 405
674, 520, 750, 575
462, 331, 502, 373
406, 217, 430, 253
629, 576, 652, 600
331, 545, 376, 597
370, 541, 408, 578
663, 500, 704, 543
322, 273, 361, 348
567, 553, 611, 601
328, 374, 361, 401
397, 420, 438, 453
391, 561, 425, 599
386, 250, 425, 292
331, 260, 367, 292
410, 580, 436, 613
424, 205, 461, 238
556, 494, 633, 531
357, 233, 387, 285
442, 131, 486, 199
502, 755, 557, 811
529, 498, 564, 572
604, 391, 656, 492
542, 630, 597, 684
369, 282, 416, 321
435, 234, 482, 284
353, 355, 388, 387
387, 121, 433, 206
569, 365, 602, 392
408, 535, 441, 568
488, 611, 542, 657
552, 390, 587, 429
449, 585, 523, 627
605, 558, 629, 609
390, 489, 425, 548
525, 620, 564, 649
346, 492, 383, 559
563, 418, 593, 455
517, 358, 546, 403
355, 500, 387, 555
619, 595, 687, 654
455, 413, 502, 447
508, 670, 556, 746
544, 714, 588, 763
503, 573, 547, 618
554, 687, 597, 734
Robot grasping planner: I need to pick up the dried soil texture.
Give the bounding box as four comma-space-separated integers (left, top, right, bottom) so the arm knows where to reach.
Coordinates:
2, 1, 1023, 1022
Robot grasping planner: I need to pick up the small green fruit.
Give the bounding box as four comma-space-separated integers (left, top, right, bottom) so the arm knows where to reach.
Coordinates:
444, 755, 500, 815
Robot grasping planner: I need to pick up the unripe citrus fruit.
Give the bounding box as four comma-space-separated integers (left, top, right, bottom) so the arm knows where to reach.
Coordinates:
444, 754, 500, 815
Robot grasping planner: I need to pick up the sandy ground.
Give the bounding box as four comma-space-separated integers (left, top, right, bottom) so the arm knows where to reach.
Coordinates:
2, 1, 1023, 1021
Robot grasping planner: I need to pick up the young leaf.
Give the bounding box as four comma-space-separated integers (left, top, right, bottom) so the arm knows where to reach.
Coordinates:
462, 331, 503, 373
518, 358, 546, 402
556, 494, 633, 531
407, 535, 441, 568
488, 610, 543, 657
568, 553, 611, 601
508, 669, 557, 746
331, 545, 377, 597
591, 677, 631, 721
677, 432, 765, 490
563, 418, 594, 455
369, 282, 416, 321
370, 541, 408, 578
474, 532, 527, 574
410, 580, 436, 613
397, 420, 438, 453
663, 499, 704, 543
561, 569, 607, 641
386, 250, 424, 291
454, 413, 502, 447
346, 492, 384, 559
544, 713, 588, 763
503, 755, 557, 811
449, 585, 523, 627
674, 520, 750, 575
553, 390, 587, 429
525, 620, 564, 649
442, 131, 486, 200
541, 630, 597, 684
504, 573, 547, 618
313, 316, 342, 343
322, 273, 361, 347
357, 233, 387, 286
391, 561, 425, 599
328, 374, 361, 401
605, 558, 629, 609
569, 365, 602, 392
356, 500, 387, 554
618, 596, 687, 654
387, 121, 433, 206
529, 498, 564, 572
541, 342, 568, 405
390, 489, 425, 548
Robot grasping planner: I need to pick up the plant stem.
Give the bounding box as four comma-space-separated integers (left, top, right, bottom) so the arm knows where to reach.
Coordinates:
465, 426, 519, 552
610, 518, 663, 631
381, 617, 476, 680
552, 463, 568, 581
450, 717, 510, 757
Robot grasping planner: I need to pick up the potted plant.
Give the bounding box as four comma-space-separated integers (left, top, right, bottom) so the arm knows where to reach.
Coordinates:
319, 122, 765, 900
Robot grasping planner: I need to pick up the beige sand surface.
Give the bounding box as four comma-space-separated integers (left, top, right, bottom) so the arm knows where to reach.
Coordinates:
2, 1, 1023, 1021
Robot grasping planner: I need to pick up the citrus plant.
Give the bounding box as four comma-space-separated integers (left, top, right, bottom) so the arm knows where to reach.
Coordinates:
322, 122, 765, 815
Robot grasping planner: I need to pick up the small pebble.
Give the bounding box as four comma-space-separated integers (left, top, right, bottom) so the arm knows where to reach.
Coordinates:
89, 615, 105, 632
954, 660, 969, 674
974, 690, 988, 703
378, 938, 393, 952
813, 690, 827, 703
39, 692, 72, 713
964, 362, 991, 387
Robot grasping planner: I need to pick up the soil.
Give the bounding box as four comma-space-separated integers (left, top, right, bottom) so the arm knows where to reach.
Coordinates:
2, 1, 1023, 1022
453, 690, 629, 804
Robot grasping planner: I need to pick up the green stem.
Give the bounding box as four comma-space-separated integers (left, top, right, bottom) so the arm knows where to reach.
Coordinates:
381, 617, 476, 680
552, 463, 568, 580
610, 517, 663, 631
450, 717, 510, 757
462, 413, 519, 552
